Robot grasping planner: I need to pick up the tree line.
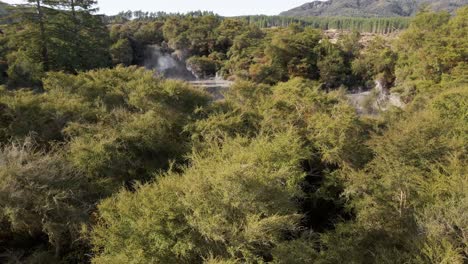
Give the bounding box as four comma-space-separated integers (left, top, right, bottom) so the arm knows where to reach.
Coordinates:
106, 11, 410, 34
106, 15, 401, 89
0, 3, 414, 90
239, 15, 410, 34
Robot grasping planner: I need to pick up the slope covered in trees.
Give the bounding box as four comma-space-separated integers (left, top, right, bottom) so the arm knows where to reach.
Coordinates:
281, 0, 468, 17
0, 2, 467, 263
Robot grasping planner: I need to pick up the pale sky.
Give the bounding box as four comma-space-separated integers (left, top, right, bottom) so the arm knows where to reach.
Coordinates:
2, 0, 314, 16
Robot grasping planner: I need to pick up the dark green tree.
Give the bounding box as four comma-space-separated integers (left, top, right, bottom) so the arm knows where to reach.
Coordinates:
110, 38, 133, 65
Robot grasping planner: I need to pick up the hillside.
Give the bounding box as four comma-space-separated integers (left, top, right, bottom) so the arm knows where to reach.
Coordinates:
280, 0, 468, 17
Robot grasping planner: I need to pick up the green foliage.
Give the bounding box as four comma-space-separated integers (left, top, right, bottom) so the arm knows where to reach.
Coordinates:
67, 109, 186, 182
352, 36, 397, 87
110, 38, 133, 66
271, 238, 318, 264
5, 51, 44, 88
0, 4, 466, 264
91, 131, 314, 263
186, 81, 268, 150
45, 66, 209, 181
0, 30, 8, 85
395, 7, 468, 96
187, 55, 220, 78
104, 13, 402, 86
224, 25, 327, 84
223, 25, 267, 80
133, 20, 165, 45
215, 19, 249, 53
266, 26, 322, 81
0, 1, 9, 19
0, 139, 107, 259
2, 0, 110, 87
108, 20, 165, 64
317, 40, 347, 88
163, 15, 221, 55
0, 65, 212, 261
190, 77, 370, 168
262, 78, 370, 167
319, 86, 468, 263
0, 86, 97, 144
43, 66, 209, 112
240, 15, 411, 34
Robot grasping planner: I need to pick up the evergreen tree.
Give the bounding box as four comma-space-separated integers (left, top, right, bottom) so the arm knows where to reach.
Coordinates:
6, 0, 110, 86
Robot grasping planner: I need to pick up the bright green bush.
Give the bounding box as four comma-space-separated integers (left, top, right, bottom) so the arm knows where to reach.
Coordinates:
0, 6, 466, 264
6, 51, 44, 88
395, 7, 468, 96
91, 131, 315, 263
67, 109, 186, 182
44, 66, 210, 181
43, 66, 210, 113
0, 88, 98, 144
320, 86, 468, 263
261, 78, 370, 167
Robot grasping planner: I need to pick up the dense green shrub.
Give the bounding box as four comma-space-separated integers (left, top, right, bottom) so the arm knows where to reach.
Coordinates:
110, 38, 134, 66
44, 66, 210, 112
187, 56, 220, 78
91, 131, 315, 263
395, 7, 468, 97
352, 36, 397, 88
67, 109, 186, 182
0, 87, 98, 144
46, 66, 210, 181
0, 139, 108, 261
318, 86, 468, 263
6, 51, 44, 88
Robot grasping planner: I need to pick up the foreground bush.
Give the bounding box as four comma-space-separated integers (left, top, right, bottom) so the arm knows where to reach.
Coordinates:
318, 87, 468, 263
91, 131, 317, 263
0, 139, 108, 262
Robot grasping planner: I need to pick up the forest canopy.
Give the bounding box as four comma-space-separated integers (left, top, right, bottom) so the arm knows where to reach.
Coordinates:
0, 1, 466, 263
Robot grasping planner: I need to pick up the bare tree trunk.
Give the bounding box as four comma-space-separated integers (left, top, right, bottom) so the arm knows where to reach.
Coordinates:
70, 0, 82, 70
70, 0, 76, 19
36, 0, 49, 71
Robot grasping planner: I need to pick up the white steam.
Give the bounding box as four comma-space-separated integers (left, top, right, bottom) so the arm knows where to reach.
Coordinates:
144, 45, 196, 80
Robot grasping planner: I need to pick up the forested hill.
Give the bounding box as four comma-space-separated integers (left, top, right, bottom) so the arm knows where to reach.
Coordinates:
281, 0, 468, 17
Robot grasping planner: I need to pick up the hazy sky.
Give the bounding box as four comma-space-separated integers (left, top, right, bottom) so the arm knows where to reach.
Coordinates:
3, 0, 313, 16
